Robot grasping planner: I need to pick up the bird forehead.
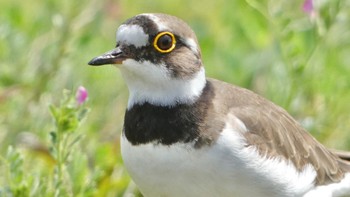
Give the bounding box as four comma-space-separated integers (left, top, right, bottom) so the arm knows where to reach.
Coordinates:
140, 13, 169, 32
116, 24, 149, 48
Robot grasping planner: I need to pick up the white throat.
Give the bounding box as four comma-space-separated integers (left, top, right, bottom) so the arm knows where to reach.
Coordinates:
119, 59, 206, 109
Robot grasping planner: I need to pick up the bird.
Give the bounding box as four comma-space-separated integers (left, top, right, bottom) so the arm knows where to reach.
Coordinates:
88, 13, 350, 197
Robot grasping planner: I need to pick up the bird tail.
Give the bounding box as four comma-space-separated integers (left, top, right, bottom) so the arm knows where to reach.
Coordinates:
330, 149, 350, 173
332, 149, 350, 162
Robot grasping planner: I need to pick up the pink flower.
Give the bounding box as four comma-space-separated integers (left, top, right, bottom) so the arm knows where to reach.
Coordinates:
303, 0, 314, 14
76, 86, 88, 105
303, 0, 317, 20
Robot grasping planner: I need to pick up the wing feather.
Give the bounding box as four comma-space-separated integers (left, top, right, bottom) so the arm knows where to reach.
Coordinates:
209, 78, 350, 185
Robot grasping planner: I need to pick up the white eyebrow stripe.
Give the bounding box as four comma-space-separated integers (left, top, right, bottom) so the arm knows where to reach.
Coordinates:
184, 38, 199, 54
116, 24, 149, 48
141, 13, 168, 31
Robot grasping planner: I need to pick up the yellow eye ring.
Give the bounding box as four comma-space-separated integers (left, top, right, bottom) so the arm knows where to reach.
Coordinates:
153, 32, 176, 53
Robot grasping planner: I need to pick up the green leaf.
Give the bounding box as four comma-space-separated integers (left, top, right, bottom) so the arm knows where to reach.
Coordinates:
78, 108, 90, 121
50, 131, 57, 144
49, 104, 60, 122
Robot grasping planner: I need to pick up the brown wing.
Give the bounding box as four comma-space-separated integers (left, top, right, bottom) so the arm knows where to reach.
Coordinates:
209, 78, 350, 186
331, 149, 350, 162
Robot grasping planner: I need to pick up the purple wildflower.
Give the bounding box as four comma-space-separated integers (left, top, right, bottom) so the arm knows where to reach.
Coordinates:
303, 0, 314, 14
76, 86, 88, 105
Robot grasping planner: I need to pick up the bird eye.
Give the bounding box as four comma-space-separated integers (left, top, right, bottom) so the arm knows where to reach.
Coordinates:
153, 32, 176, 53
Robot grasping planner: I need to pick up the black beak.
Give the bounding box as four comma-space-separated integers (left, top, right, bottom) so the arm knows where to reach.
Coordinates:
88, 47, 127, 66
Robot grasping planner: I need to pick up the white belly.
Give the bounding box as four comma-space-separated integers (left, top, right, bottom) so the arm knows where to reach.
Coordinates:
120, 125, 318, 197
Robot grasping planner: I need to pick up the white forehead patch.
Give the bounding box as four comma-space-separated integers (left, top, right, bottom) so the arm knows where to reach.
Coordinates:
116, 24, 149, 48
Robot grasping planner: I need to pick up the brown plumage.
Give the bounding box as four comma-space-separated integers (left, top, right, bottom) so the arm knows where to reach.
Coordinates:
206, 78, 350, 185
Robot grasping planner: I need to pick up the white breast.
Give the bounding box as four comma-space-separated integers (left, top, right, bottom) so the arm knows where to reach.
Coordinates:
121, 123, 320, 197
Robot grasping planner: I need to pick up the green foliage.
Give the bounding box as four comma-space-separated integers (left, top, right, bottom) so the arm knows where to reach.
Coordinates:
2, 147, 30, 197
0, 0, 349, 196
48, 89, 90, 196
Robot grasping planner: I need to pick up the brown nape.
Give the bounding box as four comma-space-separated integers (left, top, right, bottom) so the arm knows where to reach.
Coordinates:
207, 78, 350, 186
166, 45, 202, 79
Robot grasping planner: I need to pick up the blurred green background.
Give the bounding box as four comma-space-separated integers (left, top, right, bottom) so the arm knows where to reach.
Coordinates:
1, 0, 350, 196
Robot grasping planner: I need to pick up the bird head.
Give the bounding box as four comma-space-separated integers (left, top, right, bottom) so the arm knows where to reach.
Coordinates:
88, 13, 206, 108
